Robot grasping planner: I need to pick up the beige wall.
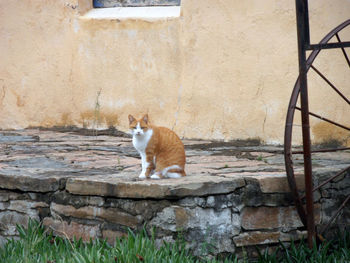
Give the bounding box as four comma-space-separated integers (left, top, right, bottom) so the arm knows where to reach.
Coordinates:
1, 0, 349, 144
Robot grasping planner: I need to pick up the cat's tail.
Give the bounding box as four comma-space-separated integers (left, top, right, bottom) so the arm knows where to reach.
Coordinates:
162, 165, 186, 178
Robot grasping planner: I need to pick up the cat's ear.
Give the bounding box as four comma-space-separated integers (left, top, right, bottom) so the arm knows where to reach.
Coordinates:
128, 114, 135, 124
142, 114, 149, 124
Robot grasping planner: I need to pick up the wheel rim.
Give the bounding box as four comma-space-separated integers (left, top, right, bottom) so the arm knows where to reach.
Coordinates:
284, 19, 350, 235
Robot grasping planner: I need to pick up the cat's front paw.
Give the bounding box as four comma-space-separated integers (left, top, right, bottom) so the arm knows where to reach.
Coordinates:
150, 174, 161, 180
139, 172, 146, 179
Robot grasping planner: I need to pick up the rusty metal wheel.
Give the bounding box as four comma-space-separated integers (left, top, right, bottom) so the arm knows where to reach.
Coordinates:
284, 19, 350, 239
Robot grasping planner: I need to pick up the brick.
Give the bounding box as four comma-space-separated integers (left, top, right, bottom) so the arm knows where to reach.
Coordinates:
43, 217, 101, 241
233, 231, 281, 246
8, 200, 48, 214
0, 211, 37, 235
52, 191, 105, 207
242, 205, 320, 230
242, 206, 302, 230
250, 173, 305, 193
66, 175, 245, 199
102, 229, 127, 245
151, 206, 241, 236
233, 231, 307, 247
0, 202, 9, 210
0, 191, 10, 202
174, 206, 190, 228
51, 203, 141, 228
0, 173, 61, 192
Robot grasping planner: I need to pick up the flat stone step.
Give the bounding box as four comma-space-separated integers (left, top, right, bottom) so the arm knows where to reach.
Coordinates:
0, 132, 39, 143
0, 129, 349, 197
66, 173, 246, 199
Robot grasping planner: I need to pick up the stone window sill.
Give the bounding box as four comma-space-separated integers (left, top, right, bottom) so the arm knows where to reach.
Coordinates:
80, 6, 181, 21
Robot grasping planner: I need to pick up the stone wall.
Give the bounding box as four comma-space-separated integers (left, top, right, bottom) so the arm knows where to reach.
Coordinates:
0, 173, 349, 258
0, 129, 349, 258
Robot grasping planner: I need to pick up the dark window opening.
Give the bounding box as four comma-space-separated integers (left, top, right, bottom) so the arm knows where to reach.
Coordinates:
93, 0, 181, 8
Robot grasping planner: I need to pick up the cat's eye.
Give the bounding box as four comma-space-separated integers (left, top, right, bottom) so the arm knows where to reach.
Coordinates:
141, 126, 147, 129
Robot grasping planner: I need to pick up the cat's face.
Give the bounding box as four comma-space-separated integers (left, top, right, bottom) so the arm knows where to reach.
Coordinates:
128, 114, 150, 136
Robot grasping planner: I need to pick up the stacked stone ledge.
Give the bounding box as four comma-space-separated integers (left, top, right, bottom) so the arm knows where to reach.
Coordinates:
0, 172, 340, 258
0, 130, 349, 258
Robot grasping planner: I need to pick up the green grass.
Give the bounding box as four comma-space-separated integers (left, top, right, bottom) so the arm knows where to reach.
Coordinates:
256, 231, 350, 263
0, 220, 349, 263
0, 220, 225, 263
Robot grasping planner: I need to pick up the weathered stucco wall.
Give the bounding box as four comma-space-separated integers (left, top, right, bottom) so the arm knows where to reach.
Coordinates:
1, 0, 350, 143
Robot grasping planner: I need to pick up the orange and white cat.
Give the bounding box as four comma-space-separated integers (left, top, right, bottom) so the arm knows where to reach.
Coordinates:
128, 114, 186, 179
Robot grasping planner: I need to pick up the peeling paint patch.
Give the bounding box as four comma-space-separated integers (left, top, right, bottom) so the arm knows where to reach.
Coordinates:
127, 29, 137, 38
73, 19, 80, 33
80, 110, 119, 129
312, 122, 350, 146
0, 80, 5, 106
60, 112, 74, 126
173, 85, 182, 129
16, 95, 25, 107
107, 99, 135, 108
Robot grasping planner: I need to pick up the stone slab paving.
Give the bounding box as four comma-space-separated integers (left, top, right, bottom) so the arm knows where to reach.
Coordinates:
0, 129, 349, 257
0, 129, 349, 198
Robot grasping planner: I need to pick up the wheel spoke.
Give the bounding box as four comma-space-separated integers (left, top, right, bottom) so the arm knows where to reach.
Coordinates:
335, 33, 350, 69
321, 194, 350, 234
300, 166, 350, 200
310, 65, 350, 105
315, 166, 350, 193
292, 147, 350, 154
295, 106, 350, 131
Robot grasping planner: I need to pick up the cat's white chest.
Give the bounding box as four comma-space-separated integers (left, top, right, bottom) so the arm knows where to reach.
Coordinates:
132, 129, 153, 152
